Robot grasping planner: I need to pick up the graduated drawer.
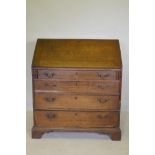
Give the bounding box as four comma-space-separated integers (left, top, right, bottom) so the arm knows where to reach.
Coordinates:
34, 110, 119, 128
37, 69, 119, 80
34, 80, 120, 94
34, 93, 120, 110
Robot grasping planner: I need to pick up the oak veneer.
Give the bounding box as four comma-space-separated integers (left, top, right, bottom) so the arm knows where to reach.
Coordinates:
34, 111, 119, 128
34, 80, 120, 94
32, 39, 122, 140
32, 39, 122, 68
37, 69, 118, 80
34, 93, 120, 110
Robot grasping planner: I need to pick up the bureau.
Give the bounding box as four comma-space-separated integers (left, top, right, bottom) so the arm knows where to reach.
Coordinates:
32, 39, 122, 140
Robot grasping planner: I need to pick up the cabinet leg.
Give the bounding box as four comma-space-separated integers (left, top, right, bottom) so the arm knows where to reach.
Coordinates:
32, 127, 44, 139
99, 128, 121, 141
31, 127, 121, 140
110, 129, 121, 141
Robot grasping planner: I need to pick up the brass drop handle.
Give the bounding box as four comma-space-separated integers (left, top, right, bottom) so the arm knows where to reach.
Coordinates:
46, 112, 56, 119
44, 97, 56, 102
44, 83, 57, 87
97, 98, 109, 103
97, 84, 109, 89
44, 72, 55, 78
97, 114, 109, 119
97, 73, 109, 78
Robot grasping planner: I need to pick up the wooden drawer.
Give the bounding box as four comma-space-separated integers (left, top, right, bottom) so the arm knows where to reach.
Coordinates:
37, 69, 118, 80
34, 93, 120, 110
34, 80, 120, 94
34, 110, 119, 128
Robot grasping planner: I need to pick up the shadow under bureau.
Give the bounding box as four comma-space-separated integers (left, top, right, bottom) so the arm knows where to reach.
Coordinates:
32, 39, 122, 140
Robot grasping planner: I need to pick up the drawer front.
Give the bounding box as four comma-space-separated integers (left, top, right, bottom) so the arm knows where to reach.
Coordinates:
34, 80, 120, 94
37, 69, 118, 80
34, 111, 119, 128
34, 93, 120, 110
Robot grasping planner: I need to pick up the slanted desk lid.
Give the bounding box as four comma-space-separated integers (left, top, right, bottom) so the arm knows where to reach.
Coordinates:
32, 39, 122, 69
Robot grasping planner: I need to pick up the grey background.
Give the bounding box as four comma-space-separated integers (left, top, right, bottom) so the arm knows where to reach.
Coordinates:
26, 0, 128, 111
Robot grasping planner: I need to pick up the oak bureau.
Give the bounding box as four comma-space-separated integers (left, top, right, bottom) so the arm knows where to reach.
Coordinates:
32, 39, 122, 140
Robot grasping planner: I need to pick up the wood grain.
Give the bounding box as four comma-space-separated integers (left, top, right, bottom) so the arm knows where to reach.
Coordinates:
32, 126, 121, 140
34, 110, 119, 128
31, 39, 122, 140
34, 80, 120, 94
32, 39, 122, 68
34, 93, 120, 110
37, 69, 118, 80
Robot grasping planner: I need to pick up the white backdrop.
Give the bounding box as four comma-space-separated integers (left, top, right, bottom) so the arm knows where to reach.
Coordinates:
26, 0, 128, 111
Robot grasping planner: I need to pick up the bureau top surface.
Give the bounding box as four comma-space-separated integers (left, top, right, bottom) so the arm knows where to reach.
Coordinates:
32, 39, 122, 69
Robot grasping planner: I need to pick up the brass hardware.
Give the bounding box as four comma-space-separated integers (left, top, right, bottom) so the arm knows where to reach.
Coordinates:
44, 83, 56, 87
97, 114, 109, 119
46, 112, 56, 119
97, 98, 109, 103
44, 72, 55, 78
97, 84, 109, 89
97, 73, 109, 78
44, 97, 56, 102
